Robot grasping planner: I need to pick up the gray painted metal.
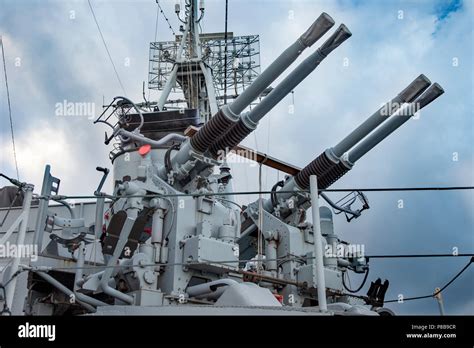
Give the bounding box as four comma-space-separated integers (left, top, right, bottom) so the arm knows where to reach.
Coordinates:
89, 305, 332, 316
33, 165, 57, 251
215, 282, 282, 306
167, 12, 336, 173
186, 278, 238, 299
229, 13, 335, 116
100, 215, 136, 304
240, 24, 352, 129
309, 175, 327, 312
0, 202, 104, 314
0, 4, 446, 317
331, 74, 431, 158
35, 271, 96, 313
4, 184, 33, 309
348, 83, 444, 164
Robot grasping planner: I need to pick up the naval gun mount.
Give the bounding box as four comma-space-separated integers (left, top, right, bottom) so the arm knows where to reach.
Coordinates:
5, 10, 445, 316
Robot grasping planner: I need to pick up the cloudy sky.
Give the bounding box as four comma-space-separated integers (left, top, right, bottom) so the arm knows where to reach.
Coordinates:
0, 0, 472, 314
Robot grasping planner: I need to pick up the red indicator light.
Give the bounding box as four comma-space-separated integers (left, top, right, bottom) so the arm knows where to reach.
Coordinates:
138, 144, 151, 156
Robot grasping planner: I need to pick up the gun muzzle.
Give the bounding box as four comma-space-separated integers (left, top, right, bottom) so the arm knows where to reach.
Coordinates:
189, 13, 335, 154
347, 83, 445, 164
265, 82, 443, 213
293, 74, 431, 190
208, 24, 352, 159
316, 82, 445, 190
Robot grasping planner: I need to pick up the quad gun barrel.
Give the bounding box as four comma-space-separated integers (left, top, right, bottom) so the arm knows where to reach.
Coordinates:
263, 78, 444, 213
166, 13, 338, 175
189, 12, 336, 154
207, 24, 352, 159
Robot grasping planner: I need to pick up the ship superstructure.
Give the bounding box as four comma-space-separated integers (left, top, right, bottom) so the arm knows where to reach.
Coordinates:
0, 0, 445, 316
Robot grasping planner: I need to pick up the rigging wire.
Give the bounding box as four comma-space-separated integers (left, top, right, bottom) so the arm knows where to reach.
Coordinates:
216, 197, 243, 210
343, 257, 473, 305
384, 257, 473, 303
153, 1, 160, 43
87, 0, 127, 95
147, 1, 161, 103
162, 196, 176, 242
343, 267, 370, 293
13, 253, 471, 272
0, 186, 21, 227
27, 185, 474, 201
156, 0, 176, 36
0, 269, 23, 315
367, 253, 473, 259
223, 0, 229, 104
0, 36, 20, 180
326, 186, 474, 192
266, 114, 271, 189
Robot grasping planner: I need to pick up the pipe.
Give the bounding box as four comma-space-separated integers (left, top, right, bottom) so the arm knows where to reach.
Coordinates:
116, 129, 187, 147
99, 214, 136, 305
265, 239, 278, 273
237, 269, 302, 287
76, 270, 105, 287
151, 208, 165, 264
309, 175, 327, 312
208, 24, 353, 158
33, 166, 52, 252
30, 247, 107, 308
93, 196, 105, 265
74, 241, 85, 291
157, 65, 178, 111
94, 198, 105, 238
5, 185, 33, 310
434, 287, 445, 316
157, 18, 190, 110
261, 176, 299, 213
35, 271, 108, 312
186, 279, 238, 299
56, 199, 76, 219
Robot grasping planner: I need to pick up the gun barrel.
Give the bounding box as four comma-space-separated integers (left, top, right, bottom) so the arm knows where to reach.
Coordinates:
348, 83, 445, 164
266, 82, 444, 213
208, 24, 352, 159
189, 13, 335, 154
231, 12, 336, 116
292, 74, 431, 190
316, 83, 445, 190
331, 74, 431, 158
245, 24, 352, 126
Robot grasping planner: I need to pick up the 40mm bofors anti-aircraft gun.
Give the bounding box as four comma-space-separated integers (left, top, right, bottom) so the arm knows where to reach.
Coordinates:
12, 9, 444, 316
